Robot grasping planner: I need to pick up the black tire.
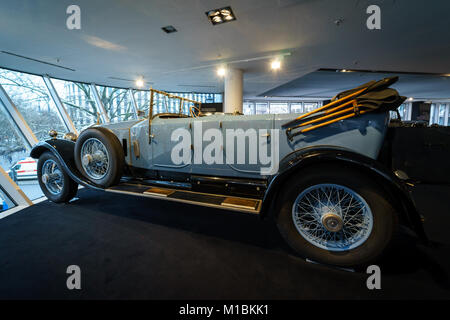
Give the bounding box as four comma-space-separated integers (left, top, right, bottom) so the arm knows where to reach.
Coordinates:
37, 152, 78, 203
276, 163, 398, 268
74, 127, 124, 188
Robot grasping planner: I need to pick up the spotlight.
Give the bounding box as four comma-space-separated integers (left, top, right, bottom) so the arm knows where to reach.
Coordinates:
135, 78, 144, 87
271, 59, 281, 70
408, 97, 414, 101
212, 16, 223, 24
217, 67, 227, 77
206, 6, 236, 25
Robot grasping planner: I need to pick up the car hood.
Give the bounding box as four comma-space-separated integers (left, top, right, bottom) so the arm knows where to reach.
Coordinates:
93, 119, 146, 131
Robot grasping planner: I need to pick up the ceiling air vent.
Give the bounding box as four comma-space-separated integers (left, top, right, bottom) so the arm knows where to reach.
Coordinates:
161, 25, 177, 33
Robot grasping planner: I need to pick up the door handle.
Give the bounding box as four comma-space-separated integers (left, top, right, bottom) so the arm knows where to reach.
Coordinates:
261, 133, 270, 137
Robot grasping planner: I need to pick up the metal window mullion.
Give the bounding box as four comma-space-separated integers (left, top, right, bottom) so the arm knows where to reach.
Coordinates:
42, 76, 78, 134
0, 84, 38, 146
0, 166, 32, 207
444, 103, 449, 126
90, 84, 109, 123
429, 104, 435, 125
128, 88, 139, 119
406, 102, 412, 121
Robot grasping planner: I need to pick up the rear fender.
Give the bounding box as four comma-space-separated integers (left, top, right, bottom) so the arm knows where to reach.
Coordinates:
261, 146, 428, 243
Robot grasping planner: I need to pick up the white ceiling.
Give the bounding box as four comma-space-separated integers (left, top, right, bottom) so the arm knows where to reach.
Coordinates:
263, 70, 450, 101
0, 0, 449, 98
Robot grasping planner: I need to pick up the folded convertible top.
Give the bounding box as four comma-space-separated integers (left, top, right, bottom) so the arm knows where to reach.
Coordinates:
332, 76, 406, 112
284, 76, 406, 139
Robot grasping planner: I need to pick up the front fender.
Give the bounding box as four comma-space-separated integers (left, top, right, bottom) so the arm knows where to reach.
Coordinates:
261, 146, 428, 243
30, 139, 103, 190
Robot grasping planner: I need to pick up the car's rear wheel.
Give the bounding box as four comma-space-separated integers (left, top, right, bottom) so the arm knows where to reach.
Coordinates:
74, 127, 124, 188
276, 164, 398, 268
37, 152, 78, 203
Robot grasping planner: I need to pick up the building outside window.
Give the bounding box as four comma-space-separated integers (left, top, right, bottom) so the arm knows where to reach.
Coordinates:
0, 99, 43, 200
0, 100, 30, 170
0, 70, 66, 141
438, 104, 447, 125
243, 102, 255, 115
256, 103, 268, 114
304, 102, 318, 113
269, 103, 289, 114
136, 91, 224, 116
52, 79, 99, 131
430, 103, 449, 126
133, 90, 150, 117
243, 101, 323, 115
290, 103, 303, 113
96, 85, 135, 123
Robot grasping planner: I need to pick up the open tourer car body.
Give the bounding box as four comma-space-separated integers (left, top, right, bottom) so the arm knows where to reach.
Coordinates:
30, 77, 427, 268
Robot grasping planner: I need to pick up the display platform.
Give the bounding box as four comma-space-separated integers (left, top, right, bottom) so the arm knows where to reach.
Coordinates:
0, 185, 449, 299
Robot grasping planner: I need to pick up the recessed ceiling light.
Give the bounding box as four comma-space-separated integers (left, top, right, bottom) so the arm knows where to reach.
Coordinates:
271, 59, 281, 70
135, 78, 144, 87
206, 6, 236, 25
161, 25, 177, 33
217, 66, 227, 77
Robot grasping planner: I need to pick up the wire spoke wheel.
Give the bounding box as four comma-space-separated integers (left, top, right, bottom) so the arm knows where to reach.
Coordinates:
80, 138, 110, 180
292, 183, 373, 251
41, 159, 64, 195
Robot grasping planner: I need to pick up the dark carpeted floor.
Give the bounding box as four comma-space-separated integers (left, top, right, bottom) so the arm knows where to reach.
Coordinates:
0, 184, 449, 299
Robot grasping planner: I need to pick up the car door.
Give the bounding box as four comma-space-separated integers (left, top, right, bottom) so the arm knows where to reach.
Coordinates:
151, 116, 192, 174
221, 114, 274, 178
190, 115, 227, 176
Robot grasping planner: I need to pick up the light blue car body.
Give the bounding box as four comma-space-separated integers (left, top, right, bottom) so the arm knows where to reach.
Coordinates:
100, 111, 389, 178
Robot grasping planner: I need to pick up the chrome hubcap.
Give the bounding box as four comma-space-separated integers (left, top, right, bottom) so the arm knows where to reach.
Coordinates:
292, 183, 373, 251
321, 213, 343, 232
80, 138, 109, 180
82, 154, 93, 167
41, 159, 64, 195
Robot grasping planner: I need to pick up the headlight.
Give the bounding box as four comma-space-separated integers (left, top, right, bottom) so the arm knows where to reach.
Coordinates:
63, 132, 78, 142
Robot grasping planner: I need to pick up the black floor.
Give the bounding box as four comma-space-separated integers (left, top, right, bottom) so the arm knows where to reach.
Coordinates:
0, 185, 450, 299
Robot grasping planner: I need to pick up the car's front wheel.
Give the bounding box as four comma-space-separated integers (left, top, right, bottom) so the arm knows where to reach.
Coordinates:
276, 164, 398, 268
37, 152, 78, 203
74, 127, 124, 188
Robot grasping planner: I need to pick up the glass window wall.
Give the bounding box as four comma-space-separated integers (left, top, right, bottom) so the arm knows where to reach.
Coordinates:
96, 85, 135, 123
0, 70, 66, 140
52, 79, 99, 132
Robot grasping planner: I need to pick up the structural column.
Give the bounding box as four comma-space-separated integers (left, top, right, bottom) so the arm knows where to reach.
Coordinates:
224, 68, 243, 114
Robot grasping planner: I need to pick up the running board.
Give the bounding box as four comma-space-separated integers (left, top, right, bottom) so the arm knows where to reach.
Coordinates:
106, 183, 262, 214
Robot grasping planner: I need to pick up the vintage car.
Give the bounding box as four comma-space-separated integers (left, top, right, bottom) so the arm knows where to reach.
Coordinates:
30, 77, 427, 268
